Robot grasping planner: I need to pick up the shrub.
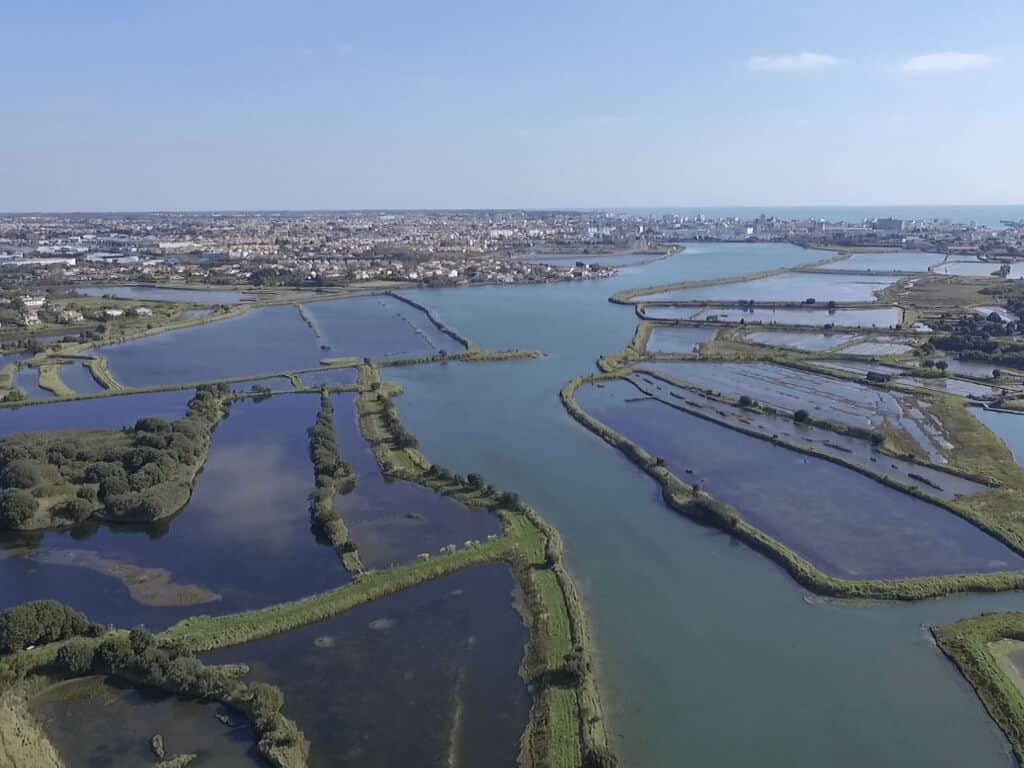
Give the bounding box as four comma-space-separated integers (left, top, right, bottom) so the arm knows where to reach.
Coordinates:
0, 600, 101, 654
793, 409, 810, 423
56, 638, 96, 674
54, 498, 94, 523
1, 459, 44, 489
0, 489, 38, 529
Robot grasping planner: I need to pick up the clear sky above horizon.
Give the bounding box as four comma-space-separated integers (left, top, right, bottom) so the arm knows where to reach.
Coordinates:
2, 0, 1022, 212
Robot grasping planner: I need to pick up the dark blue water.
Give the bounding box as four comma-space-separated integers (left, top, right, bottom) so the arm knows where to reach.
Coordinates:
13, 367, 53, 400
0, 390, 192, 437
0, 394, 347, 629
59, 362, 106, 395
204, 564, 530, 768
331, 393, 501, 568
98, 305, 323, 387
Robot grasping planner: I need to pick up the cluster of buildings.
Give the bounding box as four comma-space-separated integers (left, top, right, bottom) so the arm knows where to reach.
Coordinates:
0, 211, 1020, 289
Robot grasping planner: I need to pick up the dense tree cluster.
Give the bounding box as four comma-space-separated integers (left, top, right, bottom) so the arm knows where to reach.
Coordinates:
54, 627, 307, 762
0, 384, 229, 530
0, 600, 103, 654
307, 392, 357, 548
377, 396, 419, 450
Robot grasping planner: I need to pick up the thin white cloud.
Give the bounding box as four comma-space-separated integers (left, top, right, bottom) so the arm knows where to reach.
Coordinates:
747, 53, 837, 73
903, 52, 996, 74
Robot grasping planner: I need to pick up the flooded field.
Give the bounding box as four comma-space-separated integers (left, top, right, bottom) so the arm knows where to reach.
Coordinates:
332, 393, 500, 568
58, 361, 106, 394
642, 304, 903, 328
34, 677, 260, 768
75, 285, 251, 303
577, 378, 1023, 579
0, 390, 192, 437
812, 360, 910, 378
895, 377, 1004, 399
98, 306, 323, 387
204, 564, 530, 768
975, 306, 1019, 323
931, 358, 1022, 379
638, 360, 951, 461
303, 295, 465, 359
646, 326, 716, 354
0, 394, 346, 629
625, 373, 986, 501
832, 251, 945, 272
641, 272, 899, 303
744, 331, 857, 352
843, 339, 915, 356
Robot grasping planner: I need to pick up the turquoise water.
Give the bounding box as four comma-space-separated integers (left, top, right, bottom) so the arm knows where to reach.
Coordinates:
381, 243, 1022, 767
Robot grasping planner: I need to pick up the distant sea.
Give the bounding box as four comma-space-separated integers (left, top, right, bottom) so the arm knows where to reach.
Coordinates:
612, 206, 1024, 228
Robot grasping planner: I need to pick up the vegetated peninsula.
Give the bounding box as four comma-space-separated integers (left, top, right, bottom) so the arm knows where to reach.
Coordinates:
0, 385, 229, 532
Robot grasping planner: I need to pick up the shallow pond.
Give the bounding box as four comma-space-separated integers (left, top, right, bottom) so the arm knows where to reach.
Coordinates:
895, 377, 1003, 400
35, 677, 262, 768
641, 272, 899, 303
331, 393, 500, 568
576, 378, 1024, 580
204, 564, 530, 768
643, 305, 903, 328
932, 358, 1024, 379
974, 409, 1024, 468
843, 340, 915, 356
0, 394, 347, 628
646, 326, 716, 354
14, 367, 53, 400
75, 285, 249, 303
744, 330, 857, 352
975, 306, 1019, 323
0, 390, 193, 437
299, 367, 359, 388
832, 251, 946, 272
97, 306, 323, 387
931, 261, 1007, 277
302, 295, 465, 359
639, 361, 949, 461
58, 362, 106, 395
625, 373, 985, 501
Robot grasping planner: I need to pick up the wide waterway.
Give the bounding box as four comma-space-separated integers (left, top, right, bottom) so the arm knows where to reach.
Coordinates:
382, 242, 1022, 767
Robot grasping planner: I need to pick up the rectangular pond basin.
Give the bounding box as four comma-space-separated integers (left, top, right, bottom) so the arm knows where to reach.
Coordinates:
638, 361, 951, 462
894, 377, 1003, 400
34, 677, 261, 768
96, 305, 324, 388
644, 305, 903, 328
576, 378, 1024, 580
625, 373, 987, 502
744, 331, 858, 352
302, 295, 466, 360
0, 394, 348, 629
299, 367, 360, 388
331, 392, 501, 569
203, 563, 530, 768
641, 272, 899, 304
832, 251, 946, 272
0, 390, 193, 438
974, 409, 1024, 468
931, 261, 1007, 277
14, 367, 54, 400
646, 326, 716, 354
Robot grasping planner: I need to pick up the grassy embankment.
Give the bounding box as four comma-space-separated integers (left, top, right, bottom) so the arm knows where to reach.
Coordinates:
0, 375, 612, 768
561, 373, 1024, 601
932, 612, 1024, 764
385, 291, 476, 350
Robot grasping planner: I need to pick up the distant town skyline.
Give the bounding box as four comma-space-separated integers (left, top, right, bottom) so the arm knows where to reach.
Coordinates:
3, 0, 1022, 212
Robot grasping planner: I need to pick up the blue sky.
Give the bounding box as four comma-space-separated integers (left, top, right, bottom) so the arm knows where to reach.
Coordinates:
2, 0, 1021, 211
